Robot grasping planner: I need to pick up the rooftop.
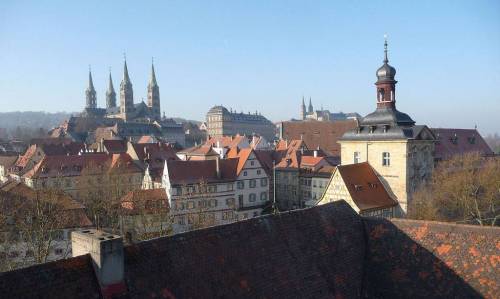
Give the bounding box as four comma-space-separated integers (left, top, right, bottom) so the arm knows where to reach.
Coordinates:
0, 201, 497, 298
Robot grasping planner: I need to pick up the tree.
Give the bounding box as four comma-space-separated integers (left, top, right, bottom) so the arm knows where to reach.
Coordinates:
0, 188, 71, 271
409, 153, 500, 226
120, 190, 172, 243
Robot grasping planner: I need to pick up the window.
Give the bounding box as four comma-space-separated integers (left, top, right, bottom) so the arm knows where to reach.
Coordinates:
260, 192, 267, 201
227, 183, 234, 191
187, 201, 195, 209
178, 216, 185, 225
354, 151, 361, 164
238, 195, 244, 206
209, 199, 218, 207
249, 193, 256, 202
222, 211, 234, 220
249, 179, 256, 188
382, 152, 391, 166
260, 178, 268, 187
237, 181, 244, 189
54, 248, 64, 255
243, 171, 248, 176
257, 169, 261, 175
250, 161, 255, 166
226, 198, 235, 207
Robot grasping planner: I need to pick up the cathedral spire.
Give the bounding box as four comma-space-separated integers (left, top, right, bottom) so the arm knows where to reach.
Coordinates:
106, 70, 116, 109
123, 57, 131, 83
85, 66, 97, 109
308, 97, 313, 113
148, 58, 158, 88
120, 55, 134, 120
147, 58, 161, 120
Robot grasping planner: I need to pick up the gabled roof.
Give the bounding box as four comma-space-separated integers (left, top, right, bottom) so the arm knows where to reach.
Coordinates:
166, 158, 239, 184
206, 134, 248, 149
0, 181, 92, 228
0, 155, 18, 169
177, 144, 219, 158
102, 139, 127, 153
279, 120, 357, 156
335, 162, 398, 212
121, 189, 169, 214
432, 128, 494, 160
23, 153, 142, 179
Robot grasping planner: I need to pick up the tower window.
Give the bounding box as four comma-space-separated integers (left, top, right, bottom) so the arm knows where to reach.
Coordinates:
382, 152, 391, 166
354, 152, 361, 164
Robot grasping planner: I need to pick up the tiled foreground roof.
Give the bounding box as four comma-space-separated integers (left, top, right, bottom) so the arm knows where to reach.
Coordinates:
0, 202, 498, 298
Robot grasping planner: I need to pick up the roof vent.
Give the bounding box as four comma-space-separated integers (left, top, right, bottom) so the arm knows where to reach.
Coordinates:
354, 185, 363, 191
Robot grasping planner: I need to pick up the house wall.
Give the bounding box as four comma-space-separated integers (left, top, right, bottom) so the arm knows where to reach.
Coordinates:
339, 139, 434, 215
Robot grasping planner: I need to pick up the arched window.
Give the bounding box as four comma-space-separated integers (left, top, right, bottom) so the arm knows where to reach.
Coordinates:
378, 89, 385, 101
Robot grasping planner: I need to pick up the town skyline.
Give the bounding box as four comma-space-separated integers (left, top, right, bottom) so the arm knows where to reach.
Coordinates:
1, 0, 499, 136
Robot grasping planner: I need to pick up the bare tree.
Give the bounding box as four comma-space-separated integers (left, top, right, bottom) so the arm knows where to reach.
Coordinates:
409, 153, 500, 226
120, 191, 172, 242
0, 188, 71, 271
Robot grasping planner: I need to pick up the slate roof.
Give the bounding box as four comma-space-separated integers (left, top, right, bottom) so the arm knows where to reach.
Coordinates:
0, 201, 497, 298
279, 120, 357, 156
432, 128, 494, 161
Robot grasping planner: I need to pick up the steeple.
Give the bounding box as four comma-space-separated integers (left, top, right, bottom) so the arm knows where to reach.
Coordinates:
308, 97, 313, 113
147, 58, 161, 120
85, 67, 97, 109
300, 96, 306, 120
120, 55, 134, 120
375, 35, 397, 109
106, 71, 116, 109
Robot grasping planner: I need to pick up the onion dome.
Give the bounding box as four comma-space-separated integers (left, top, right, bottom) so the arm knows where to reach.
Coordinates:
376, 38, 396, 83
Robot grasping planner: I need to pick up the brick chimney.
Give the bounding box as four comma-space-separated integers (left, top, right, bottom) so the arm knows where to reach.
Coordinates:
72, 229, 127, 298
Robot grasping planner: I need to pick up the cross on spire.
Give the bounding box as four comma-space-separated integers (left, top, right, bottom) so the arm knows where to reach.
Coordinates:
383, 34, 389, 63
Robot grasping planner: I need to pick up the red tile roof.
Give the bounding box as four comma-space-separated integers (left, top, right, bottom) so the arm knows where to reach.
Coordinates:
0, 181, 92, 228
432, 128, 494, 161
280, 120, 357, 156
166, 158, 239, 184
0, 202, 498, 298
177, 144, 219, 158
336, 162, 398, 212
206, 134, 247, 149
23, 153, 142, 179
121, 189, 169, 214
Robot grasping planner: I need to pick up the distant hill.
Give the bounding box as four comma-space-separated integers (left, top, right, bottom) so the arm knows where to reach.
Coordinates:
0, 111, 75, 131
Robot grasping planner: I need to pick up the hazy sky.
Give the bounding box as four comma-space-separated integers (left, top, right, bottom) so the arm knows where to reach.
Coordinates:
1, 1, 499, 134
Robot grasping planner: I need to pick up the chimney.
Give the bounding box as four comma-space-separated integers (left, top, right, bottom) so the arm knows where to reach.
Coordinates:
215, 156, 221, 179
72, 229, 126, 298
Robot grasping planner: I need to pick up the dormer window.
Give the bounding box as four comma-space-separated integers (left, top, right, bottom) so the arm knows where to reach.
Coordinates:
383, 125, 389, 133
369, 126, 376, 134
468, 136, 476, 144
450, 134, 458, 144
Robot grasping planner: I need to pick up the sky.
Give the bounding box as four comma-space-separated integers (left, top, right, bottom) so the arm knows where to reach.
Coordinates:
0, 0, 499, 135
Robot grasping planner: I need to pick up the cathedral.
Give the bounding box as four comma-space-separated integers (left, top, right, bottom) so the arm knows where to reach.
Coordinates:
49, 60, 185, 146
300, 97, 360, 121
82, 59, 161, 122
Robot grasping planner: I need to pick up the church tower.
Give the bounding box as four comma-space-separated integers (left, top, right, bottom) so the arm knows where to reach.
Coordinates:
106, 72, 116, 109
375, 38, 397, 109
147, 60, 161, 120
300, 96, 306, 120
85, 68, 97, 109
120, 59, 134, 121
308, 97, 313, 113
337, 36, 435, 216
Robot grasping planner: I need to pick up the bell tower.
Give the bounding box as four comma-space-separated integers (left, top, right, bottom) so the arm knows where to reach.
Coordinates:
375, 36, 397, 109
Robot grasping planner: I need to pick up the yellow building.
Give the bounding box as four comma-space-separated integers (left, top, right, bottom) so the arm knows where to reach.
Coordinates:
324, 39, 435, 216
